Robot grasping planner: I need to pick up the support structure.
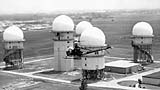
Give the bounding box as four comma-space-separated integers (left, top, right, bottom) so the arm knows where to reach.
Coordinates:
2, 25, 25, 69
52, 31, 74, 71
3, 41, 24, 69
132, 38, 153, 63
52, 15, 74, 71
81, 46, 105, 80
79, 27, 107, 80
131, 22, 154, 64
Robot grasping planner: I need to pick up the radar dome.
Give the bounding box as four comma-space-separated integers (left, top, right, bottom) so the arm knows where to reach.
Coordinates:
3, 25, 24, 41
76, 21, 92, 35
132, 22, 153, 36
80, 27, 106, 46
52, 15, 74, 32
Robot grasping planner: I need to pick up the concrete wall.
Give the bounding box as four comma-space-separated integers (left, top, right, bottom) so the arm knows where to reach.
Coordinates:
4, 42, 24, 49
105, 66, 128, 74
143, 77, 160, 86
53, 40, 74, 71
52, 32, 74, 41
81, 47, 105, 70
133, 37, 153, 45
105, 65, 139, 74
82, 56, 105, 70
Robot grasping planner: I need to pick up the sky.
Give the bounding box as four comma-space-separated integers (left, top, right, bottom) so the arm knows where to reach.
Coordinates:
0, 0, 160, 14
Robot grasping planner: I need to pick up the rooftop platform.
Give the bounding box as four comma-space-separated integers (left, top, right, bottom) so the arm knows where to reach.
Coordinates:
105, 60, 141, 74
105, 60, 140, 68
143, 71, 160, 79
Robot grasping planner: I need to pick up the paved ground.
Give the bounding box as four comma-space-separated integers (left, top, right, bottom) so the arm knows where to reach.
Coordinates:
89, 65, 160, 90
0, 56, 160, 90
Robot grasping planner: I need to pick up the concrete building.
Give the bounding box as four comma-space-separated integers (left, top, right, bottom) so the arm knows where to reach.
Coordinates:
51, 15, 74, 71
105, 60, 141, 74
79, 27, 106, 79
131, 22, 154, 64
143, 71, 160, 86
3, 25, 25, 69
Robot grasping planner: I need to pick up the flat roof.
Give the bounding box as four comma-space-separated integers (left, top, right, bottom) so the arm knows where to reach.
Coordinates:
143, 71, 160, 79
105, 60, 140, 68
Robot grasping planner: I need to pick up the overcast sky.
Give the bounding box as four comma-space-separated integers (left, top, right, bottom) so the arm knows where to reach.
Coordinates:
0, 0, 160, 14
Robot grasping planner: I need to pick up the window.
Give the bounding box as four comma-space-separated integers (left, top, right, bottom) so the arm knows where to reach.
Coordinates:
56, 33, 60, 36
56, 33, 60, 40
67, 41, 70, 43
141, 41, 143, 44
85, 64, 87, 66
67, 36, 69, 39
85, 58, 87, 60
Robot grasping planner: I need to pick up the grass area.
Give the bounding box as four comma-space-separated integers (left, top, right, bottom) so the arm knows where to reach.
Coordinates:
23, 30, 53, 58
1, 12, 160, 90
0, 13, 160, 62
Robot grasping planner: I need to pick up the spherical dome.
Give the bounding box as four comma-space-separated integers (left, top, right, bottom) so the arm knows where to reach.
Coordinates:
75, 21, 92, 35
132, 22, 153, 36
52, 15, 74, 32
80, 27, 106, 46
3, 25, 24, 41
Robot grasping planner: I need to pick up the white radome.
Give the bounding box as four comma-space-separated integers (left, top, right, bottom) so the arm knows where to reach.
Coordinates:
52, 15, 74, 32
132, 22, 153, 36
80, 27, 106, 46
76, 21, 92, 35
3, 25, 24, 41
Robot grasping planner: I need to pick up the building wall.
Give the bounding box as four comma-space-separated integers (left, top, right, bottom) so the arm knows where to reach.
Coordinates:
105, 66, 128, 74
81, 46, 105, 70
143, 77, 160, 86
132, 36, 153, 62
3, 41, 24, 68
52, 32, 74, 41
81, 56, 105, 70
133, 37, 153, 45
53, 34, 74, 71
4, 42, 24, 49
105, 65, 139, 74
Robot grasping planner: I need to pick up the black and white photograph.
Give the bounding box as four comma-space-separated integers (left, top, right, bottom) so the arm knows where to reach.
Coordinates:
0, 0, 160, 90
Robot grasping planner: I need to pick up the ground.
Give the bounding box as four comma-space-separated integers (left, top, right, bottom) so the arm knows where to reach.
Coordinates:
1, 56, 160, 90
0, 11, 160, 90
0, 56, 124, 90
